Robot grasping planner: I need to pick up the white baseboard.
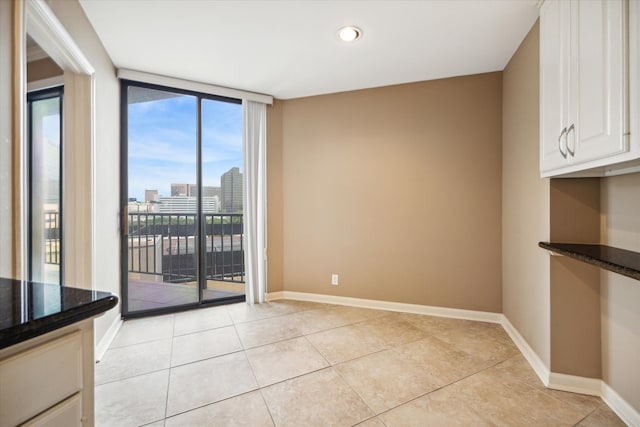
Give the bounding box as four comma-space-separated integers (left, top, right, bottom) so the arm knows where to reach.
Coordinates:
547, 372, 602, 396
94, 315, 123, 362
500, 315, 551, 387
601, 382, 640, 427
266, 291, 285, 301
269, 290, 503, 323
501, 317, 638, 425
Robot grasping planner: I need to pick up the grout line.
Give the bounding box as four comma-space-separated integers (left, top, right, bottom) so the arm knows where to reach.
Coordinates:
163, 315, 177, 420
257, 387, 278, 427
331, 364, 378, 419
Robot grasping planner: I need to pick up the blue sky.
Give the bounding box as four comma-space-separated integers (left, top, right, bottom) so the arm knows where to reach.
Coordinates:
127, 90, 242, 201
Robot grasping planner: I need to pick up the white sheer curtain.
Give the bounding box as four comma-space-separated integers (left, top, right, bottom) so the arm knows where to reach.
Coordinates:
242, 100, 267, 304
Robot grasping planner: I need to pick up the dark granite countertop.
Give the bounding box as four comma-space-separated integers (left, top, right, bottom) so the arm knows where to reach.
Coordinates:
0, 278, 118, 349
539, 242, 640, 281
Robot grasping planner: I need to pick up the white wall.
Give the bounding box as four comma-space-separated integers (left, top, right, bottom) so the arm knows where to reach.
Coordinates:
47, 0, 121, 347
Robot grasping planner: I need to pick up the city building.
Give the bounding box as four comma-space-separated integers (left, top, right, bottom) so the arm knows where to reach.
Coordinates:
202, 185, 220, 198
221, 167, 243, 213
144, 189, 158, 202
170, 183, 188, 197
157, 195, 220, 213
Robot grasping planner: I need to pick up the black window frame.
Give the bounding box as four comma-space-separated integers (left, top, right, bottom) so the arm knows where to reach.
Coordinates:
120, 79, 245, 318
27, 85, 64, 285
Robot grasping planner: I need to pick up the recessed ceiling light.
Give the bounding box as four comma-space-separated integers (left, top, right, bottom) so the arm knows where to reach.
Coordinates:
337, 26, 362, 42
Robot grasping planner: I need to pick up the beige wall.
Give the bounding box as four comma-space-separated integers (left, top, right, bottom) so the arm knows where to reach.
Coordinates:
549, 179, 601, 378
27, 57, 62, 82
601, 173, 640, 410
47, 0, 121, 347
0, 0, 15, 277
274, 73, 503, 312
501, 22, 551, 366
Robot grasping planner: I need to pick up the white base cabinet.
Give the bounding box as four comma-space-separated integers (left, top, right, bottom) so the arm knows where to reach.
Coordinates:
0, 321, 95, 427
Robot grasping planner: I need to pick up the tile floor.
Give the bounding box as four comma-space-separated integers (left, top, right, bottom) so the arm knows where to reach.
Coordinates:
95, 300, 626, 427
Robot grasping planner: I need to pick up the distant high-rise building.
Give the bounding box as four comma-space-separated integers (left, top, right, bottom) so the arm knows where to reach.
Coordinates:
221, 167, 243, 213
171, 183, 188, 197
145, 189, 158, 202
202, 186, 221, 199
188, 184, 197, 197
157, 196, 220, 213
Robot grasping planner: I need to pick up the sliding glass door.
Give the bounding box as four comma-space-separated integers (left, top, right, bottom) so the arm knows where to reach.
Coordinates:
121, 81, 244, 317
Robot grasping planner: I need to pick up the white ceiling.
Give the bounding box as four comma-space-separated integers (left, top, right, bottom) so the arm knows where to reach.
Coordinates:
78, 0, 539, 100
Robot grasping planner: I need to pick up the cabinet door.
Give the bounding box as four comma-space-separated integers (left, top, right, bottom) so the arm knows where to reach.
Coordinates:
22, 393, 83, 427
570, 0, 628, 163
0, 332, 83, 427
540, 0, 571, 174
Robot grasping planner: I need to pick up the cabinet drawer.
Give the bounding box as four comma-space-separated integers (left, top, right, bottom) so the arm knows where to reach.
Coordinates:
21, 393, 83, 427
0, 331, 83, 427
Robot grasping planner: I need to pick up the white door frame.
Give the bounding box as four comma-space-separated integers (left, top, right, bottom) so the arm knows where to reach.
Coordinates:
21, 0, 96, 289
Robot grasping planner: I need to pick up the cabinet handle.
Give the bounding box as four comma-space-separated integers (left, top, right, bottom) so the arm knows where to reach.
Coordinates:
566, 124, 575, 157
558, 127, 568, 158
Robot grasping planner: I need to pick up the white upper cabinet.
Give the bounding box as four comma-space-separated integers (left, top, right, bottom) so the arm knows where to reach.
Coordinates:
540, 0, 633, 178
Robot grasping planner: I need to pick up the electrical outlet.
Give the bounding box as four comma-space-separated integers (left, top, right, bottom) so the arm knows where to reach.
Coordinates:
331, 274, 339, 285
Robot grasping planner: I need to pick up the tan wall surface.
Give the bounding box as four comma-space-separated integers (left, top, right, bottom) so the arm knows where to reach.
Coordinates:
501, 21, 551, 366
601, 173, 640, 411
549, 178, 601, 378
267, 100, 284, 292
0, 0, 15, 277
278, 73, 503, 312
47, 0, 121, 347
27, 57, 62, 82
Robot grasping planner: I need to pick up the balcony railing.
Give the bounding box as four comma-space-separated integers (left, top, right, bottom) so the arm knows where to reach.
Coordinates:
127, 212, 244, 284
39, 212, 244, 285
44, 211, 60, 265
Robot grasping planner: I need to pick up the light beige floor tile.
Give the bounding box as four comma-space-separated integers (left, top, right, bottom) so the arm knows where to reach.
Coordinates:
576, 404, 626, 426
110, 315, 175, 348
275, 299, 334, 312
292, 305, 388, 335
307, 322, 387, 364
355, 417, 387, 426
173, 306, 233, 336
235, 315, 304, 348
485, 355, 601, 417
96, 339, 172, 385
95, 370, 169, 427
394, 335, 495, 387
358, 313, 429, 347
381, 386, 493, 427
434, 322, 519, 363
170, 325, 242, 366
261, 368, 373, 427
485, 354, 544, 389
449, 370, 587, 426
396, 313, 477, 336
335, 349, 440, 414
166, 352, 258, 416
245, 336, 329, 386
164, 391, 274, 427
227, 300, 308, 324
97, 300, 624, 427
